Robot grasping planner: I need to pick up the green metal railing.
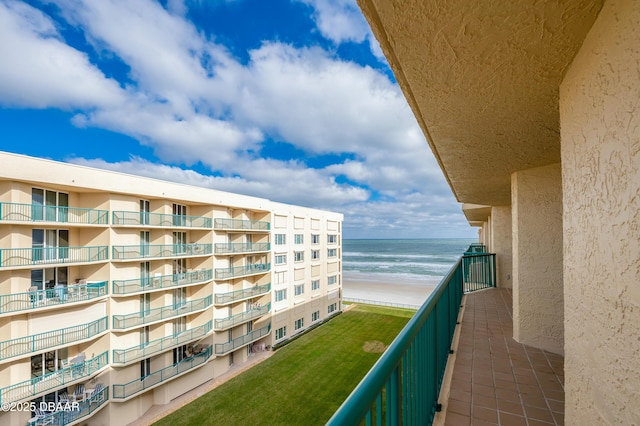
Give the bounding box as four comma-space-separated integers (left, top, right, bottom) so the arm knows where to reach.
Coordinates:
463, 253, 496, 293
214, 263, 270, 280
112, 320, 213, 364
0, 246, 108, 268
328, 252, 496, 425
464, 243, 487, 254
28, 386, 109, 426
111, 243, 212, 260
112, 269, 213, 295
0, 351, 108, 404
214, 283, 271, 305
213, 218, 270, 231
112, 346, 213, 399
214, 303, 271, 330
112, 295, 212, 330
0, 202, 108, 225
112, 211, 211, 228
0, 317, 108, 361
214, 242, 270, 254
214, 323, 270, 355
0, 281, 107, 315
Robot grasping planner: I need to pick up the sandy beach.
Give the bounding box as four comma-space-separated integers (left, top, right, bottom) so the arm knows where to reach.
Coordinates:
342, 273, 441, 307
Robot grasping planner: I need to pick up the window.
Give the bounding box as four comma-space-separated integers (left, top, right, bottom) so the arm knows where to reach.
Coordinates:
328, 303, 337, 314
32, 229, 69, 261
294, 284, 305, 296
275, 234, 286, 245
294, 318, 304, 330
327, 248, 337, 258
311, 280, 320, 290
140, 358, 151, 379
311, 250, 319, 260
32, 188, 68, 222
275, 326, 286, 340
294, 251, 304, 262
172, 203, 187, 226
274, 271, 287, 284
328, 234, 337, 244
311, 234, 320, 244
328, 275, 338, 285
275, 289, 287, 302
173, 231, 187, 254
140, 199, 150, 225
312, 311, 320, 322
275, 254, 287, 265
294, 234, 303, 244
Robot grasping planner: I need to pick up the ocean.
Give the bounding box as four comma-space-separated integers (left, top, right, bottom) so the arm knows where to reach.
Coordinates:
343, 238, 477, 282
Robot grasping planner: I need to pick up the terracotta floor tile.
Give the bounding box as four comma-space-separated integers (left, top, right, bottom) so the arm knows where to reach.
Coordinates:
472, 406, 499, 423
524, 405, 555, 423
497, 400, 524, 416
547, 399, 564, 413
444, 411, 471, 426
448, 399, 471, 416
498, 412, 528, 426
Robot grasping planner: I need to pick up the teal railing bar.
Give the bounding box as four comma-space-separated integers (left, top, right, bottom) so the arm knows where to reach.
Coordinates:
214, 303, 271, 330
112, 211, 211, 228
214, 283, 271, 305
214, 323, 270, 355
214, 242, 270, 254
214, 263, 270, 280
112, 269, 213, 295
113, 321, 212, 364
0, 202, 108, 225
0, 246, 108, 268
28, 387, 109, 426
112, 346, 213, 399
111, 243, 212, 260
0, 281, 108, 314
0, 351, 108, 404
112, 295, 212, 330
462, 253, 497, 293
213, 218, 270, 231
0, 317, 108, 361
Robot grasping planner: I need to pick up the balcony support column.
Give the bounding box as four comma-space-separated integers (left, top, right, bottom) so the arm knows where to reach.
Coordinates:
490, 206, 512, 289
511, 163, 563, 355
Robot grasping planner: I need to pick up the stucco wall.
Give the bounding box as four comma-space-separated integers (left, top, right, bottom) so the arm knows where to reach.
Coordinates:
491, 206, 512, 289
560, 0, 640, 423
511, 164, 563, 354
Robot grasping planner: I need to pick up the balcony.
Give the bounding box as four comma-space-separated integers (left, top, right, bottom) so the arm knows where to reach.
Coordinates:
112, 346, 213, 400
112, 295, 212, 330
112, 211, 211, 228
111, 243, 212, 261
214, 242, 270, 255
0, 351, 108, 404
0, 281, 108, 316
214, 263, 270, 280
0, 202, 108, 225
28, 386, 109, 426
0, 246, 108, 269
112, 269, 213, 295
0, 317, 108, 361
112, 320, 213, 365
214, 303, 270, 330
213, 218, 270, 231
214, 283, 271, 305
214, 323, 270, 355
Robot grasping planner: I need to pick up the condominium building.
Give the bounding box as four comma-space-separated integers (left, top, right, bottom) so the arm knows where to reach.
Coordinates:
0, 151, 343, 426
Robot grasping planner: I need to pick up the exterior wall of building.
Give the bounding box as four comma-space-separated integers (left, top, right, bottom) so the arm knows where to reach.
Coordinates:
511, 163, 563, 355
560, 0, 640, 423
0, 152, 342, 426
490, 206, 512, 289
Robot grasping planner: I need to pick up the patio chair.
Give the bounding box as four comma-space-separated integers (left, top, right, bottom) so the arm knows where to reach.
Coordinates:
58, 391, 70, 403
71, 383, 84, 402
89, 383, 105, 403
32, 409, 54, 426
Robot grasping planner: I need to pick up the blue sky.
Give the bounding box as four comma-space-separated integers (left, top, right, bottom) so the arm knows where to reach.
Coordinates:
0, 0, 476, 239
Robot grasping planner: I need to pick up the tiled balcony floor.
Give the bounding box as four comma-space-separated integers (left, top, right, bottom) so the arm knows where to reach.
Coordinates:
444, 288, 564, 426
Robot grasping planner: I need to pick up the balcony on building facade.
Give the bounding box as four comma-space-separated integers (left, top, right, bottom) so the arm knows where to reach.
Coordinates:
112, 295, 213, 330
214, 303, 271, 330
0, 246, 109, 269
0, 317, 109, 362
213, 218, 270, 231
111, 243, 212, 261
0, 202, 109, 225
214, 323, 270, 355
0, 351, 108, 405
112, 346, 213, 400
214, 242, 270, 255
112, 320, 213, 365
111, 211, 211, 228
112, 269, 213, 296
214, 283, 271, 305
0, 281, 108, 316
27, 386, 109, 426
214, 263, 270, 280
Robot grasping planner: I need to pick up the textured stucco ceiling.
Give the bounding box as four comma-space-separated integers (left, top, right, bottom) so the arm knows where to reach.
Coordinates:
358, 0, 604, 205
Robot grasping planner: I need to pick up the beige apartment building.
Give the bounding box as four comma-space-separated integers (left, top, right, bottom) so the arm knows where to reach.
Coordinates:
0, 152, 342, 426
357, 0, 639, 423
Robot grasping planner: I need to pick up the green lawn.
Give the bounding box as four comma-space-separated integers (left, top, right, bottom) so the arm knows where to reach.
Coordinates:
154, 304, 414, 426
